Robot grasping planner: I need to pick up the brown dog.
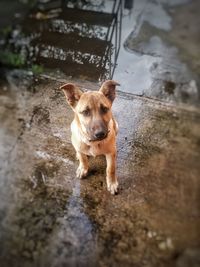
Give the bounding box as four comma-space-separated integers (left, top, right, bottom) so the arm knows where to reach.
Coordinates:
60, 80, 119, 194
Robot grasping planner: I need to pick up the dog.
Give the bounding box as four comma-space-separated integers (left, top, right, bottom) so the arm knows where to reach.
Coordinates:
60, 80, 119, 194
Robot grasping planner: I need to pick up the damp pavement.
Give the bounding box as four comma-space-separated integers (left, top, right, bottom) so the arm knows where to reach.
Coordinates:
0, 0, 200, 267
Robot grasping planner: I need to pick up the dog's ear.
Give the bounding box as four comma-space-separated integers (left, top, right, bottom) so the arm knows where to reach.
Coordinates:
99, 80, 120, 103
60, 83, 83, 108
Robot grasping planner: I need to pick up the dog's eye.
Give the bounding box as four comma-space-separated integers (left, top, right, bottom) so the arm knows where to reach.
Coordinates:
81, 109, 91, 117
100, 105, 109, 114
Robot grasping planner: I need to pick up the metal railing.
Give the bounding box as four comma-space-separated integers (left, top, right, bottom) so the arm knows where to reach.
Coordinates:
62, 0, 123, 80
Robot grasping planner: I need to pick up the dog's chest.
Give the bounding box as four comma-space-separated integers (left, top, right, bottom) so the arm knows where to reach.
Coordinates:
89, 142, 104, 157
81, 141, 104, 157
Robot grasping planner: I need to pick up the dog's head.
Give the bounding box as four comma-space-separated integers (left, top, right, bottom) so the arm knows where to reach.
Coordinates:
60, 80, 119, 142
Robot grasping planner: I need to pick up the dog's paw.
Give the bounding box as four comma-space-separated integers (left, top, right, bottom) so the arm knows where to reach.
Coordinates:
107, 179, 118, 195
76, 166, 88, 179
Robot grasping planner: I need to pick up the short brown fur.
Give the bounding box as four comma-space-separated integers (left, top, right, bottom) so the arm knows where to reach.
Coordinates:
60, 80, 119, 194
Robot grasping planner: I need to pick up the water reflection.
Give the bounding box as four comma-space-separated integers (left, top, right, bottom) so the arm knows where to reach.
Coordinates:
49, 179, 97, 266
113, 0, 199, 105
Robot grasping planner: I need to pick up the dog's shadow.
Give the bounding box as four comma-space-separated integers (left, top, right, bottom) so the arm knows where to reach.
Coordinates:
85, 155, 106, 179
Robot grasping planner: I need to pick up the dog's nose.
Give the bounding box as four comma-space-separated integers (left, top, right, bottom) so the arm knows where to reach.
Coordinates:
94, 131, 106, 140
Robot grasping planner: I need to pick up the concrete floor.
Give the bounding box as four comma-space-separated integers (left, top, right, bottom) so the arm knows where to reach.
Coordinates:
0, 0, 200, 267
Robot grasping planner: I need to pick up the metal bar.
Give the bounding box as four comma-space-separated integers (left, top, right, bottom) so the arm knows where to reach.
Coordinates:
109, 46, 112, 79
117, 0, 123, 59
111, 0, 123, 78
99, 0, 118, 80
115, 15, 118, 61
111, 0, 118, 14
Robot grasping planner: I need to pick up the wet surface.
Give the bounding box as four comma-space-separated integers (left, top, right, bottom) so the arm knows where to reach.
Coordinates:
0, 71, 200, 267
0, 0, 200, 266
113, 0, 200, 106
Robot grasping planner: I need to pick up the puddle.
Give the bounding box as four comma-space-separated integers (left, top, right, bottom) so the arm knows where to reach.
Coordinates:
47, 179, 98, 267
115, 0, 200, 106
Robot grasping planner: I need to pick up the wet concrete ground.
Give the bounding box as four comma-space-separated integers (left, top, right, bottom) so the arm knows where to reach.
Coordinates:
0, 70, 200, 267
0, 0, 200, 267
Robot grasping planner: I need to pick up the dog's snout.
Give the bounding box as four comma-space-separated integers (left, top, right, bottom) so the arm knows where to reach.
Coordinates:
88, 119, 108, 141
94, 130, 106, 140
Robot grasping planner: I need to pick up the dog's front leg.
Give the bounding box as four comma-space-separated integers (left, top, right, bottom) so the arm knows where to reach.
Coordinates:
106, 152, 118, 194
76, 152, 88, 179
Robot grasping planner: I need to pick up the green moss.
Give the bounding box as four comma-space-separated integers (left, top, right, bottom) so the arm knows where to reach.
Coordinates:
31, 64, 44, 74
0, 51, 25, 67
0, 26, 12, 36
0, 51, 45, 74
